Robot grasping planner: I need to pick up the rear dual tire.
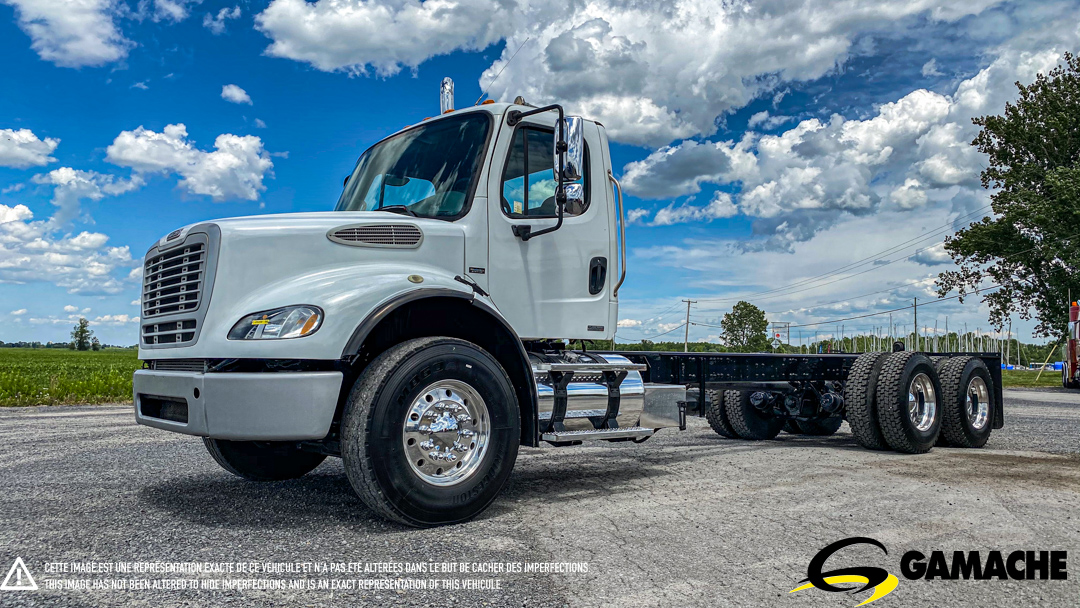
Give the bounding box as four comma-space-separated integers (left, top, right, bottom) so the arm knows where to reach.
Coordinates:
724, 390, 783, 440
936, 356, 995, 448
875, 352, 943, 454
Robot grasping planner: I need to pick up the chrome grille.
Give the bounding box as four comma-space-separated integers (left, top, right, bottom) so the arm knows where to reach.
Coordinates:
142, 239, 206, 318
143, 320, 197, 346
148, 358, 207, 373
328, 224, 423, 247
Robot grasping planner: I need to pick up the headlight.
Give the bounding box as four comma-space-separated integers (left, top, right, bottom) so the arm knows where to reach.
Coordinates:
228, 306, 323, 340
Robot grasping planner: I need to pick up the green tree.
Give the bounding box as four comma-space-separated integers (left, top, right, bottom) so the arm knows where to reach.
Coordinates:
91, 337, 101, 351
70, 318, 94, 351
937, 53, 1080, 339
720, 301, 769, 352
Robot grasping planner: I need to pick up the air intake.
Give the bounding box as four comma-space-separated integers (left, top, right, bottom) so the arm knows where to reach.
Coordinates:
328, 224, 423, 248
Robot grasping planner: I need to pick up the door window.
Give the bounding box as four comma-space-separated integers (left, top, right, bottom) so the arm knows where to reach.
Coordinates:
501, 127, 589, 218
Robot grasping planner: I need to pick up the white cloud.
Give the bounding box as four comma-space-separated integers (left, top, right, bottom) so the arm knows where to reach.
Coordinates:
748, 111, 794, 131
911, 241, 953, 266
10, 309, 26, 315
132, 81, 149, 90
255, 0, 515, 77
0, 203, 137, 294
32, 167, 143, 227
92, 313, 138, 325
253, 118, 267, 129
3, 0, 132, 67
2, 183, 26, 194
626, 208, 650, 225
153, 0, 200, 22
620, 38, 1072, 250
203, 5, 240, 34
617, 318, 641, 328
478, 2, 1003, 146
0, 128, 59, 168
63, 304, 78, 312
650, 192, 738, 227
622, 137, 756, 199
922, 58, 944, 77
106, 124, 274, 201
221, 84, 252, 105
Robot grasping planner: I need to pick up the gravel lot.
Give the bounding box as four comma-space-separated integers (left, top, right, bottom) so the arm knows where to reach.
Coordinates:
1, 388, 1077, 607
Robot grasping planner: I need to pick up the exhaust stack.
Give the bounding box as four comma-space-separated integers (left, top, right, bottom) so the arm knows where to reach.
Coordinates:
440, 77, 454, 114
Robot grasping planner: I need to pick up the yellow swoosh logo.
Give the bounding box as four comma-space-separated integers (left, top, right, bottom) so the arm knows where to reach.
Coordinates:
789, 574, 899, 606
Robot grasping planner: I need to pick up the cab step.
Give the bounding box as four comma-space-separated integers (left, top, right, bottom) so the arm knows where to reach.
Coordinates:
541, 426, 654, 442
538, 408, 607, 421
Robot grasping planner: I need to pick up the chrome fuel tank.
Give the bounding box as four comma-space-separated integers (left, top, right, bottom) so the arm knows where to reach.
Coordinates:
532, 352, 673, 431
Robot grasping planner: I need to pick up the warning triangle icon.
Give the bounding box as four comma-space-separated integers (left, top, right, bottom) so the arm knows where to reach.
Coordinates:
0, 557, 38, 591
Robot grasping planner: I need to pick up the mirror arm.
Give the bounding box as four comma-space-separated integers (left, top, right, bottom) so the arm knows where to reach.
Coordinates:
509, 104, 568, 241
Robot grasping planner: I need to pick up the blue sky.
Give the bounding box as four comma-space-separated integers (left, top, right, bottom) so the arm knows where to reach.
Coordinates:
0, 0, 1077, 346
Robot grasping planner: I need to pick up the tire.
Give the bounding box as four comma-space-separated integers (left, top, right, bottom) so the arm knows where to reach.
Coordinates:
783, 420, 803, 435
937, 356, 995, 448
843, 352, 890, 450
725, 390, 782, 440
795, 417, 843, 436
705, 389, 738, 438
341, 337, 520, 527
203, 439, 326, 481
875, 351, 943, 453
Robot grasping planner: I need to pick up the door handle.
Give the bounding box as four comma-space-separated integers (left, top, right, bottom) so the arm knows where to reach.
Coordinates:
589, 257, 607, 295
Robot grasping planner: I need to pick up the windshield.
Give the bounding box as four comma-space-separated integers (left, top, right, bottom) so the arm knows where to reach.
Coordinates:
335, 113, 491, 219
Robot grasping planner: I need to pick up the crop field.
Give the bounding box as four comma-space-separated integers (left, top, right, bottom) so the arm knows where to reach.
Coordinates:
0, 348, 141, 406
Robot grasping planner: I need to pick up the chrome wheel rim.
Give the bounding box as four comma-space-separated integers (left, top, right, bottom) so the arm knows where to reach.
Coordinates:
402, 380, 490, 487
966, 376, 990, 430
907, 372, 937, 432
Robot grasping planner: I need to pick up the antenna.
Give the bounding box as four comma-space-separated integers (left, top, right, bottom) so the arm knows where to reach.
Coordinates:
475, 37, 531, 105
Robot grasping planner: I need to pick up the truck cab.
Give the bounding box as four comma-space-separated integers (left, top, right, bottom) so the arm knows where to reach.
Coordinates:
133, 96, 649, 526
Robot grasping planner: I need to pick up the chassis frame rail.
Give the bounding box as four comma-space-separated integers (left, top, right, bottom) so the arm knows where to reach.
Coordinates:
603, 351, 1004, 429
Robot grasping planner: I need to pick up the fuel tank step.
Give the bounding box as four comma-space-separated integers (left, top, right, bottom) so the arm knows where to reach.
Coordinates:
538, 409, 607, 421
540, 426, 654, 442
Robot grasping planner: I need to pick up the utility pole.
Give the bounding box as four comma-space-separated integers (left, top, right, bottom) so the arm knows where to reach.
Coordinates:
682, 299, 696, 353
913, 297, 918, 352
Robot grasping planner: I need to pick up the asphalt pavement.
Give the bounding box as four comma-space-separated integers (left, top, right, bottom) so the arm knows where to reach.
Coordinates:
0, 388, 1077, 607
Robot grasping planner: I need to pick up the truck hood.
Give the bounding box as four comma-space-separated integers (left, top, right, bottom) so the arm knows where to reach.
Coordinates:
139, 211, 471, 359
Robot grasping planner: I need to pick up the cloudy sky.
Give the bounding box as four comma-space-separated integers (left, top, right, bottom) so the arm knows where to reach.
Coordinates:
0, 0, 1076, 346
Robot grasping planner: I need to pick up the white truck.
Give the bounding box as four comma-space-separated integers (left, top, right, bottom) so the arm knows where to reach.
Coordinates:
133, 82, 1003, 527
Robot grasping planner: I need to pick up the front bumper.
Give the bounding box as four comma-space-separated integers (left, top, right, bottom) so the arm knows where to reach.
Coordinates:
133, 370, 343, 440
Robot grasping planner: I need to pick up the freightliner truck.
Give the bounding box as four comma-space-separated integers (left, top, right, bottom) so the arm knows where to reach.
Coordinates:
133, 82, 1003, 527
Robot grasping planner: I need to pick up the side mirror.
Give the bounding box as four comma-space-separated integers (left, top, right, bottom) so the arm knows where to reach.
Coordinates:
554, 116, 584, 182
561, 183, 584, 213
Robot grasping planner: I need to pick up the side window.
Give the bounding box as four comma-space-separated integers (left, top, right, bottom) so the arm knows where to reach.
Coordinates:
501, 127, 589, 218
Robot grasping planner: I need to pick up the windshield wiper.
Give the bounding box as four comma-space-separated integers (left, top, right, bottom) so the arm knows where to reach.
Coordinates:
375, 205, 418, 217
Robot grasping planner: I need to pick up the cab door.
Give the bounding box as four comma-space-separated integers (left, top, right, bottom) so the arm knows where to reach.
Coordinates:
485, 114, 612, 340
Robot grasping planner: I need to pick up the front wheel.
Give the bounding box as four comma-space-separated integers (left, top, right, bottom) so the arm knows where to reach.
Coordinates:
341, 337, 520, 527
203, 439, 326, 481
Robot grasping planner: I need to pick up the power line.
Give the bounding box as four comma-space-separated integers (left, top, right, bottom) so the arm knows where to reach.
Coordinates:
688, 285, 1000, 330
694, 205, 993, 305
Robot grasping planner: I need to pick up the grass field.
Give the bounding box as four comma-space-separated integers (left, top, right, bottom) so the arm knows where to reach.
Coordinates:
1000, 368, 1065, 388
0, 348, 141, 406
0, 348, 1070, 406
